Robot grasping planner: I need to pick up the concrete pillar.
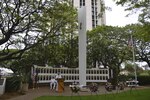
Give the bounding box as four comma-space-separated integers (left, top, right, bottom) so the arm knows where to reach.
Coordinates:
78, 6, 87, 86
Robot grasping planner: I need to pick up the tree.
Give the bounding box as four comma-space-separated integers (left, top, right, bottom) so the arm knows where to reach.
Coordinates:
136, 40, 150, 67
124, 62, 143, 76
27, 31, 78, 68
114, 0, 150, 22
18, 20, 78, 67
87, 25, 130, 88
113, 0, 150, 41
0, 0, 77, 62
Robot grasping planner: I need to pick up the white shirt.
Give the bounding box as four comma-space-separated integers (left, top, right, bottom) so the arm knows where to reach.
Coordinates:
56, 74, 62, 79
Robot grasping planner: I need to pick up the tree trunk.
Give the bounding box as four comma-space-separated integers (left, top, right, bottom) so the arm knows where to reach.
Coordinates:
111, 68, 119, 90
20, 82, 29, 94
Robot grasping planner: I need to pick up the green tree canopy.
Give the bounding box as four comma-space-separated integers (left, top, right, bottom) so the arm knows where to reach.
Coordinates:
0, 0, 77, 62
87, 25, 131, 87
87, 25, 130, 69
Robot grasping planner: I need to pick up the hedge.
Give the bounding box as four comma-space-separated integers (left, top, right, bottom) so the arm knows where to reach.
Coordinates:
137, 76, 150, 86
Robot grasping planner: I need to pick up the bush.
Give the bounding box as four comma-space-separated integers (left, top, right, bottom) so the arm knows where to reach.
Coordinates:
137, 76, 150, 86
5, 76, 21, 92
118, 75, 129, 82
148, 70, 150, 76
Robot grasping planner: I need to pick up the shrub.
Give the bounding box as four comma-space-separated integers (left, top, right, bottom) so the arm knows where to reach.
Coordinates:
137, 76, 150, 86
5, 76, 21, 92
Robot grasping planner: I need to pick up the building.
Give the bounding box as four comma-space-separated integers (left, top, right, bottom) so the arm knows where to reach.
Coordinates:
72, 0, 106, 31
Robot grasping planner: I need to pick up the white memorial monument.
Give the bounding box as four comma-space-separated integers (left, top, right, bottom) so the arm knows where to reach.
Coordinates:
77, 0, 106, 86
78, 6, 87, 86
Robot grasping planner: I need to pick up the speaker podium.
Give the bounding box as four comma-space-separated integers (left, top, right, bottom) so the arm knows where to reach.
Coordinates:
56, 78, 64, 93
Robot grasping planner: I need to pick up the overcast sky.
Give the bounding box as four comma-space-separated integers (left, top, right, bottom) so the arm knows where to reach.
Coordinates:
105, 0, 139, 26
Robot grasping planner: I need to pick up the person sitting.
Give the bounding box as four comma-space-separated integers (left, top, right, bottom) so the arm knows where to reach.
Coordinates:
50, 76, 57, 90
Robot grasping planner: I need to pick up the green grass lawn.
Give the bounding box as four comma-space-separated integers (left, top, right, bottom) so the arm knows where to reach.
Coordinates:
34, 88, 150, 100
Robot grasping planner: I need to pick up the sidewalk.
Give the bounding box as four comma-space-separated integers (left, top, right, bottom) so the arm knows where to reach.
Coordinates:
7, 86, 110, 100
4, 85, 149, 100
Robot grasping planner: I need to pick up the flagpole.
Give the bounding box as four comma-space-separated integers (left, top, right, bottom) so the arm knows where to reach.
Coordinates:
131, 35, 137, 82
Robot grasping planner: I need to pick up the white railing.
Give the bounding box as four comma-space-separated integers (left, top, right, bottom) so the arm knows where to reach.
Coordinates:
33, 65, 110, 83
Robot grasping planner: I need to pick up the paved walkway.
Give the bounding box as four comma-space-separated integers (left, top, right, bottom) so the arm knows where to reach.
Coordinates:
7, 86, 116, 100
5, 85, 149, 100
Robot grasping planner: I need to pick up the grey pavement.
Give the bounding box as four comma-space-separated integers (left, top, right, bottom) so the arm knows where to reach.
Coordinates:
7, 85, 148, 100
7, 85, 129, 100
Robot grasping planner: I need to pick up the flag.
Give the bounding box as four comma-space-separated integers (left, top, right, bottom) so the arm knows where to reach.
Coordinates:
128, 38, 132, 47
128, 35, 134, 48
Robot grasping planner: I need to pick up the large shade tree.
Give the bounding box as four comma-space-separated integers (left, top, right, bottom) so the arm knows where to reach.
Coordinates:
25, 33, 78, 68
87, 25, 130, 88
0, 0, 77, 62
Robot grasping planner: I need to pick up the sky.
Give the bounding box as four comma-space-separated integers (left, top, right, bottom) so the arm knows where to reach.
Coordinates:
105, 0, 139, 26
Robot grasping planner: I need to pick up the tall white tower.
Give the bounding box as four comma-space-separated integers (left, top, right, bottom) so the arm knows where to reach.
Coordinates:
72, 0, 106, 86
72, 0, 106, 30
